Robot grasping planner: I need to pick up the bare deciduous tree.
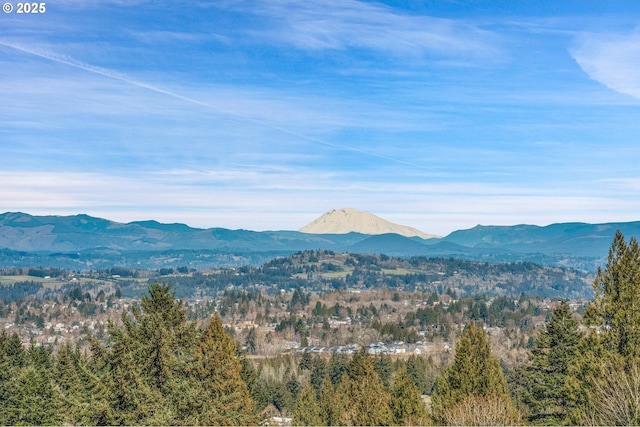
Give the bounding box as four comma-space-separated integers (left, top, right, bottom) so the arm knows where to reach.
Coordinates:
441, 394, 521, 426
587, 361, 640, 426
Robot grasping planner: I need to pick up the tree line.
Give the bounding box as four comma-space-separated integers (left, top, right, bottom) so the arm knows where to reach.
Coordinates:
0, 283, 256, 425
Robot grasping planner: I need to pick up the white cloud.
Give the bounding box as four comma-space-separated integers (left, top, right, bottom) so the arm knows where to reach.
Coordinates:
223, 0, 500, 59
3, 170, 640, 235
0, 41, 448, 173
571, 31, 640, 99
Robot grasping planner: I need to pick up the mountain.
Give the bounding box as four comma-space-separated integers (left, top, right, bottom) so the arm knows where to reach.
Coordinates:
443, 222, 640, 258
348, 233, 431, 255
299, 208, 439, 239
2, 211, 640, 271
0, 211, 368, 253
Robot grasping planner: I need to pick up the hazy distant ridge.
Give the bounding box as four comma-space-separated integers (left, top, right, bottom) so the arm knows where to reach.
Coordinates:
0, 212, 368, 252
2, 211, 640, 271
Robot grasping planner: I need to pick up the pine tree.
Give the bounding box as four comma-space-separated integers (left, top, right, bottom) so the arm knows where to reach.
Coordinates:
55, 343, 88, 424
319, 376, 341, 426
27, 340, 54, 370
90, 284, 258, 425
339, 350, 393, 426
333, 372, 352, 425
517, 301, 582, 424
309, 354, 327, 393
100, 309, 170, 424
346, 347, 369, 381
585, 231, 640, 359
0, 331, 25, 367
193, 313, 257, 425
327, 351, 349, 385
54, 343, 111, 425
406, 354, 435, 394
375, 354, 393, 391
390, 366, 429, 426
299, 350, 313, 371
245, 327, 258, 354
89, 283, 196, 425
0, 332, 25, 424
432, 323, 512, 422
572, 231, 640, 424
293, 383, 323, 426
134, 282, 196, 392
240, 355, 260, 402
5, 364, 63, 425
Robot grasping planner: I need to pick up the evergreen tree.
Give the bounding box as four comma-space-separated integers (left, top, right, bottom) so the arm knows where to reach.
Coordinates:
319, 376, 341, 426
0, 332, 25, 424
134, 282, 196, 393
286, 373, 301, 403
333, 373, 352, 425
346, 347, 370, 380
87, 283, 198, 424
240, 355, 260, 403
559, 330, 618, 425
374, 354, 393, 391
0, 334, 67, 425
102, 313, 167, 425
339, 350, 393, 426
299, 351, 313, 371
310, 355, 327, 393
55, 343, 90, 424
4, 364, 62, 425
585, 231, 640, 359
245, 327, 258, 354
327, 351, 349, 386
27, 340, 53, 370
55, 343, 111, 425
0, 331, 25, 367
432, 323, 511, 420
88, 283, 256, 425
193, 313, 257, 425
293, 383, 323, 426
406, 354, 435, 394
517, 301, 582, 425
390, 366, 429, 426
572, 232, 640, 424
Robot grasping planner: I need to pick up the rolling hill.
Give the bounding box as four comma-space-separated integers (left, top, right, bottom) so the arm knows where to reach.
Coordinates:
2, 211, 639, 271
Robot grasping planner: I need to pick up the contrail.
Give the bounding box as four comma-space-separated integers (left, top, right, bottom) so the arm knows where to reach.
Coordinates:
0, 39, 419, 168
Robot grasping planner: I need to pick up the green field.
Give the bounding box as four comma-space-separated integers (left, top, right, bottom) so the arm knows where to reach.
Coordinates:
320, 271, 351, 279
0, 275, 123, 290
0, 275, 48, 286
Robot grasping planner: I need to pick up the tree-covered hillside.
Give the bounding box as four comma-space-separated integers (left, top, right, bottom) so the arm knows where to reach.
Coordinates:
158, 251, 593, 299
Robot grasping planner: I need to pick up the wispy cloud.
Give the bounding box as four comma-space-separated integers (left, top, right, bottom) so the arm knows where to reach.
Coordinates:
3, 169, 640, 234
571, 31, 640, 99
0, 39, 430, 169
220, 0, 500, 59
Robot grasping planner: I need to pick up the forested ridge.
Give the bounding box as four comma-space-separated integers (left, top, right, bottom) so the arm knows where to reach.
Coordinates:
2, 232, 640, 425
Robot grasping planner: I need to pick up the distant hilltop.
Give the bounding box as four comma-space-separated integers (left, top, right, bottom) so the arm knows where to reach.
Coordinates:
3, 211, 640, 272
299, 208, 439, 239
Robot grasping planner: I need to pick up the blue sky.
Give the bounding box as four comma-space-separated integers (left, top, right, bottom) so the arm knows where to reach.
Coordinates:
2, 1, 640, 235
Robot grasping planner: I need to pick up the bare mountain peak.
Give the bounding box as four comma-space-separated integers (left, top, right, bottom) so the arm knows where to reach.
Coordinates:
299, 208, 439, 239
